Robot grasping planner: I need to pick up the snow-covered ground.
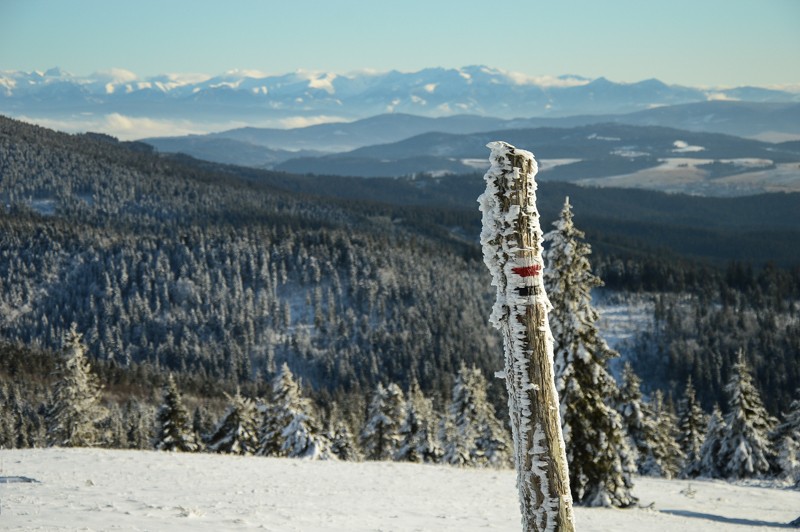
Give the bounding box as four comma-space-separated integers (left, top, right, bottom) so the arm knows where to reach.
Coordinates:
577, 158, 800, 196
593, 292, 654, 351
1, 448, 797, 531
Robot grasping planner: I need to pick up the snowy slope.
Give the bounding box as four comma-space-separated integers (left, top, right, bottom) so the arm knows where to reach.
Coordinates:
1, 448, 797, 531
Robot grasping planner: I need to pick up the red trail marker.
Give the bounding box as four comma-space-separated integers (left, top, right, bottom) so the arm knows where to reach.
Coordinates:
512, 264, 542, 277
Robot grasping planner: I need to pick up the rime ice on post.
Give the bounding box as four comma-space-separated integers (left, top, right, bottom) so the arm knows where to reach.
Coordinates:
478, 141, 574, 532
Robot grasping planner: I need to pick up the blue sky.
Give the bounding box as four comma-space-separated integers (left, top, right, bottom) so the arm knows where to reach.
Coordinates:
1, 0, 798, 87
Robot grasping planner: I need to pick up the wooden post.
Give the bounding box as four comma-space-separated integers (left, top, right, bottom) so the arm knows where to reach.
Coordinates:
478, 141, 574, 532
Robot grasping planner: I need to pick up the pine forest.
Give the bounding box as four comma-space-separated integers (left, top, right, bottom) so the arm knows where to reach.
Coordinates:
1, 115, 799, 500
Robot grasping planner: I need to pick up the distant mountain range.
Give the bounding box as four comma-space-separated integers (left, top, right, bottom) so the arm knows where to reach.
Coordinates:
3, 66, 798, 136
269, 123, 800, 196
6, 65, 799, 197
144, 100, 800, 155
142, 107, 800, 197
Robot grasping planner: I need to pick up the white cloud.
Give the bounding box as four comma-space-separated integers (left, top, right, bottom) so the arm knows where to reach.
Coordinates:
14, 113, 210, 140
276, 115, 346, 129
435, 103, 452, 114
766, 83, 800, 93
101, 113, 204, 138
307, 73, 337, 94
222, 69, 269, 79
0, 76, 16, 93
91, 68, 139, 84
504, 70, 590, 88
673, 140, 705, 153
146, 72, 212, 90
706, 92, 739, 101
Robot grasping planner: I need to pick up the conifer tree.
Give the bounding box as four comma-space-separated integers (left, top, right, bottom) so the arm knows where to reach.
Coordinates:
325, 402, 362, 461
258, 363, 334, 459
719, 349, 777, 479
395, 379, 442, 463
544, 198, 637, 507
206, 390, 260, 455
192, 405, 214, 447
616, 362, 654, 468
103, 402, 127, 449
698, 405, 726, 478
330, 419, 362, 461
640, 390, 684, 479
124, 398, 153, 450
772, 390, 800, 484
154, 374, 198, 452
46, 324, 105, 447
677, 377, 708, 478
443, 365, 508, 467
0, 388, 14, 449
360, 383, 405, 461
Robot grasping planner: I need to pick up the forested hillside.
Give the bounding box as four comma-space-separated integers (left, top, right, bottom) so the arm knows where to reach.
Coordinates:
0, 116, 498, 404
1, 115, 799, 477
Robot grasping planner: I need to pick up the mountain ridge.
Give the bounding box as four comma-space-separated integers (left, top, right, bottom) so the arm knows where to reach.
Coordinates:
4, 66, 799, 140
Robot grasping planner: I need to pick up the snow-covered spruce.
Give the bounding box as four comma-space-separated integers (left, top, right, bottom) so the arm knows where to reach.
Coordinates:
718, 349, 777, 479
543, 198, 637, 507
258, 362, 334, 460
330, 419, 362, 462
616, 363, 650, 465
640, 390, 684, 479
153, 374, 199, 452
360, 382, 405, 461
616, 364, 684, 479
395, 378, 442, 463
773, 389, 800, 485
206, 389, 260, 455
45, 324, 106, 448
698, 404, 726, 478
442, 364, 509, 467
677, 377, 708, 478
478, 141, 574, 531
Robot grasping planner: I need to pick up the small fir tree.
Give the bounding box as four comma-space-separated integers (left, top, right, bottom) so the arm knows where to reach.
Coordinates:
639, 390, 684, 479
698, 405, 726, 478
443, 365, 508, 467
192, 405, 214, 448
360, 383, 405, 461
206, 389, 260, 455
124, 398, 154, 450
330, 420, 362, 461
154, 374, 198, 452
0, 398, 14, 449
772, 390, 800, 484
776, 435, 800, 486
677, 377, 708, 478
46, 324, 105, 447
103, 402, 127, 448
544, 198, 637, 507
326, 402, 362, 461
395, 379, 442, 463
258, 363, 334, 459
719, 350, 777, 479
616, 362, 655, 468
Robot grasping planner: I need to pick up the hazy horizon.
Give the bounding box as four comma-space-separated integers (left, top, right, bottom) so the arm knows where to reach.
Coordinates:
2, 0, 799, 88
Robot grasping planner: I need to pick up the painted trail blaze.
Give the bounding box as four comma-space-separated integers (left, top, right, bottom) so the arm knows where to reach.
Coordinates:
512, 265, 542, 277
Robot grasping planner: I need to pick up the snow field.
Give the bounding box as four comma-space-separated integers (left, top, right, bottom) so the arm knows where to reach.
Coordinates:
1, 448, 798, 531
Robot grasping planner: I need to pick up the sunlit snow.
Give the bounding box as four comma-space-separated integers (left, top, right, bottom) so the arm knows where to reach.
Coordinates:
1, 448, 797, 531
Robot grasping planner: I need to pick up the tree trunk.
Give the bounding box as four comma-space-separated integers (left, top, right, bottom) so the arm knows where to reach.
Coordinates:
479, 141, 575, 531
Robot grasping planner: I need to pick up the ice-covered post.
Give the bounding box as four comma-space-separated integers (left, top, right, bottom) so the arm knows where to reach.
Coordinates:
478, 141, 574, 532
